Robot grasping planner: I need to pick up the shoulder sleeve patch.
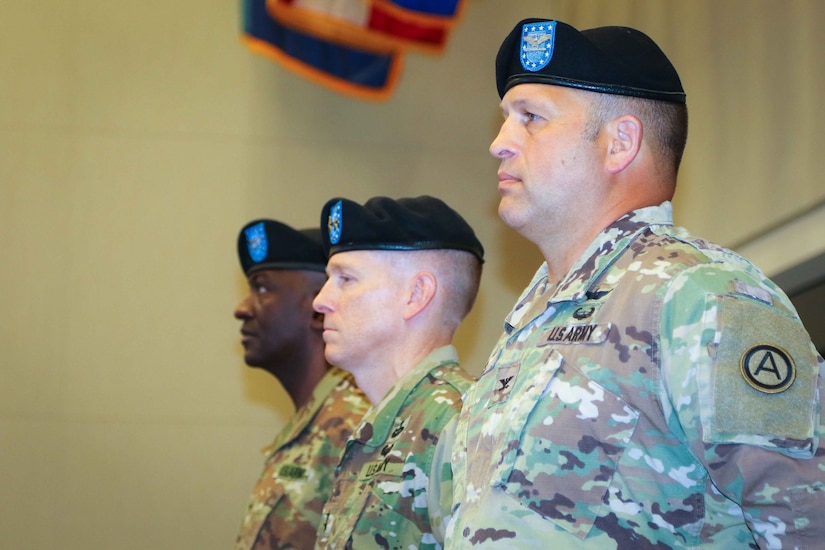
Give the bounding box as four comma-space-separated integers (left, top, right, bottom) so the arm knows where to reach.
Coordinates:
705, 293, 819, 457
740, 343, 795, 393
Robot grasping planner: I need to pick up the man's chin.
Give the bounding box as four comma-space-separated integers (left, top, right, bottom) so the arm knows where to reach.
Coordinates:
498, 200, 529, 231
243, 355, 265, 369
323, 349, 349, 372
323, 351, 339, 366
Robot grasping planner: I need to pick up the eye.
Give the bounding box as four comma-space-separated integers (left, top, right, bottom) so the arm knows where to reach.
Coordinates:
524, 111, 542, 123
334, 272, 356, 286
248, 275, 270, 294
250, 282, 269, 295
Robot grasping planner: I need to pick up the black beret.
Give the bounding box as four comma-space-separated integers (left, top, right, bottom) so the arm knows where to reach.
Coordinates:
496, 18, 685, 103
321, 196, 484, 262
237, 219, 327, 275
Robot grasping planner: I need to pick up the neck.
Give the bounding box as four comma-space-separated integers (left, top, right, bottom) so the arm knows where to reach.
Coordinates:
536, 198, 648, 283
350, 367, 396, 405
267, 346, 329, 410
537, 224, 600, 285
347, 334, 450, 405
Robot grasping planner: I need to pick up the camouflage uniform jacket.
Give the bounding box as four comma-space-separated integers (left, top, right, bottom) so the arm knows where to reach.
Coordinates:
446, 202, 825, 549
235, 367, 369, 550
316, 345, 475, 550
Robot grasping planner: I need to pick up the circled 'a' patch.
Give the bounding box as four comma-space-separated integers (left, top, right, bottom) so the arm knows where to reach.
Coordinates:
740, 344, 795, 393
706, 291, 818, 452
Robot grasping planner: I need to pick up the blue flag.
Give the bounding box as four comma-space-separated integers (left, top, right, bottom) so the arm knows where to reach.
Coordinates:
242, 0, 405, 101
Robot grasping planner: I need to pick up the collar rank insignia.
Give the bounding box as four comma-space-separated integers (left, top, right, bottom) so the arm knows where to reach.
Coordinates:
490, 363, 519, 405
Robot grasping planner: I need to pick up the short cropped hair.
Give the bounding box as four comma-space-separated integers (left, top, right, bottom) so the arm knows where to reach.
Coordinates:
394, 249, 483, 331
582, 91, 689, 180
433, 249, 483, 326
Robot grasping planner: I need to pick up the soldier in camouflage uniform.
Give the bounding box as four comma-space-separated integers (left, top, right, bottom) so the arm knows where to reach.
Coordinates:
233, 219, 369, 550
446, 19, 825, 549
311, 196, 484, 549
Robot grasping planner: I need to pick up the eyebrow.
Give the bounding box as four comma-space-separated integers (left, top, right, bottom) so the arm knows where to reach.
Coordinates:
501, 96, 532, 114
325, 261, 350, 276
248, 272, 268, 284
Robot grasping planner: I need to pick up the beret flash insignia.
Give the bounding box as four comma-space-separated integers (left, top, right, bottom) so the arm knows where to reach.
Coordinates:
328, 200, 343, 245
244, 221, 268, 263
521, 21, 555, 72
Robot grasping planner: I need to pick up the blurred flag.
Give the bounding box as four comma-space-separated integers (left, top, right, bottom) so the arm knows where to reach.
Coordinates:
242, 0, 467, 101
241, 0, 404, 101
268, 0, 466, 54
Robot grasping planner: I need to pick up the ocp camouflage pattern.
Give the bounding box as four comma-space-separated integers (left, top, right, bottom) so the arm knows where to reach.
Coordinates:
235, 367, 369, 550
447, 202, 825, 549
316, 346, 474, 550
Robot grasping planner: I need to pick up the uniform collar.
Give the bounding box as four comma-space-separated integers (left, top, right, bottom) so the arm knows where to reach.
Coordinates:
505, 202, 674, 332
352, 345, 459, 449
266, 366, 351, 454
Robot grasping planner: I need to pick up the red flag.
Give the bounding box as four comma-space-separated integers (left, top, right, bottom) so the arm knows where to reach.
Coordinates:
268, 0, 465, 54
242, 0, 467, 101
242, 0, 405, 101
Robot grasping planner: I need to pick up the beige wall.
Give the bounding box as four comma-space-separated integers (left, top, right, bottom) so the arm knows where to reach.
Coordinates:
2, 1, 823, 548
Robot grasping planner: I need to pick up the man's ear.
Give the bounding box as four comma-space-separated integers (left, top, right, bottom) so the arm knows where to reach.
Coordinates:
403, 271, 437, 321
605, 114, 643, 174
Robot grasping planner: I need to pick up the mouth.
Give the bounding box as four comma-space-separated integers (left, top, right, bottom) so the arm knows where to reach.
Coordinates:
239, 330, 255, 346
497, 171, 520, 190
